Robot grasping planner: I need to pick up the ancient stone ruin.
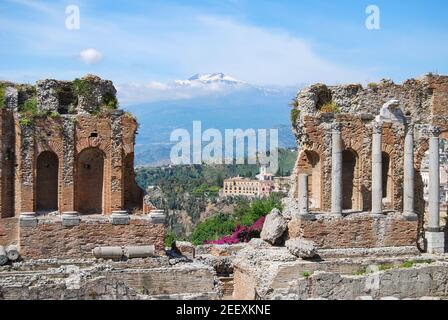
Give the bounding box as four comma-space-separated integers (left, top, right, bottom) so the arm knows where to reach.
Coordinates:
1, 74, 448, 300
232, 74, 448, 300
282, 74, 448, 253
0, 75, 166, 260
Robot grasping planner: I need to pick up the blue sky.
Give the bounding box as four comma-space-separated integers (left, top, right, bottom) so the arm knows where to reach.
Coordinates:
1, 0, 447, 103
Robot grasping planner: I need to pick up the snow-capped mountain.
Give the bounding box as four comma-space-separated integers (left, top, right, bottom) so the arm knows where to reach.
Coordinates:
122, 73, 301, 165
118, 73, 295, 105
175, 73, 246, 86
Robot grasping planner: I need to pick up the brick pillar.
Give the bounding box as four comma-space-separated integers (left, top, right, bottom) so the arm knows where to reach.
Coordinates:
19, 124, 37, 226
61, 118, 76, 214
110, 114, 125, 216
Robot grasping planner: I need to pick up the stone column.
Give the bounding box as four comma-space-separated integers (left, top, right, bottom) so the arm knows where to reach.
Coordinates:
298, 174, 309, 215
331, 122, 343, 215
426, 126, 444, 254
403, 123, 417, 219
371, 122, 383, 215
428, 126, 441, 231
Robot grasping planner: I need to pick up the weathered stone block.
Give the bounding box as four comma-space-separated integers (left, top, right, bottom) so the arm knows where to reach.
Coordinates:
261, 209, 288, 245
285, 238, 317, 259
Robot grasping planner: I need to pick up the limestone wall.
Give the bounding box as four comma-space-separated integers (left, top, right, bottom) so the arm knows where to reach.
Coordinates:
0, 262, 219, 300
268, 263, 448, 300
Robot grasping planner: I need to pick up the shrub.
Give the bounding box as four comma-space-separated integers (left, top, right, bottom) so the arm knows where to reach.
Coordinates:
50, 111, 60, 119
235, 193, 283, 226
368, 82, 378, 89
72, 78, 92, 97
301, 271, 311, 278
290, 108, 300, 125
401, 261, 414, 269
19, 117, 32, 127
0, 84, 6, 109
21, 97, 39, 115
319, 101, 340, 113
190, 213, 236, 245
205, 216, 266, 245
102, 91, 118, 110
165, 230, 177, 247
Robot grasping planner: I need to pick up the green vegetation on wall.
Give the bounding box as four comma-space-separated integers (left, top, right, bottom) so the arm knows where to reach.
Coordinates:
290, 108, 300, 126
72, 78, 93, 98
319, 101, 340, 113
0, 84, 6, 109
103, 91, 119, 110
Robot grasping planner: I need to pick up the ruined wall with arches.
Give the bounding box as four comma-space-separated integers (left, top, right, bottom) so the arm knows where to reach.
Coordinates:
7, 113, 144, 218
0, 76, 152, 252
285, 74, 448, 250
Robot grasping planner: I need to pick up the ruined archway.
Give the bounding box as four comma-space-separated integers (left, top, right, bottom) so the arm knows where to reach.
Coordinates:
76, 147, 104, 214
36, 151, 59, 212
342, 149, 361, 211
296, 150, 322, 210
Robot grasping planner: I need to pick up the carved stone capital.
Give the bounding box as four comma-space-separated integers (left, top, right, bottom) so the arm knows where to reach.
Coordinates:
406, 123, 414, 136
331, 122, 342, 132
372, 121, 383, 134
429, 126, 441, 138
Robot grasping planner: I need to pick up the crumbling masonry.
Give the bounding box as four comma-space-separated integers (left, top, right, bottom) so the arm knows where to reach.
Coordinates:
231, 74, 448, 300
285, 74, 448, 253
0, 75, 166, 259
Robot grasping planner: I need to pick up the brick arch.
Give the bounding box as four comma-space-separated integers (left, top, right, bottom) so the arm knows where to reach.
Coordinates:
76, 137, 111, 158
75, 147, 105, 214
36, 151, 59, 212
296, 149, 323, 210
36, 139, 64, 159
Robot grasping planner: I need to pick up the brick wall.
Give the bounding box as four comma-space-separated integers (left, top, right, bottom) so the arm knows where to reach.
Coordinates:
0, 217, 19, 246
288, 213, 418, 249
19, 216, 166, 259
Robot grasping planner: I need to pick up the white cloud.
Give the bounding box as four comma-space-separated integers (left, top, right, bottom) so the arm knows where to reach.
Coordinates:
79, 48, 103, 65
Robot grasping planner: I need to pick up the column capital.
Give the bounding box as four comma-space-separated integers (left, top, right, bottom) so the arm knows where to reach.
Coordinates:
372, 121, 383, 134
406, 123, 415, 135
429, 126, 441, 138
331, 122, 342, 132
